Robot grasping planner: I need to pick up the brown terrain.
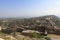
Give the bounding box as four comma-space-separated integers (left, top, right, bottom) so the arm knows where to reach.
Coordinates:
0, 15, 60, 40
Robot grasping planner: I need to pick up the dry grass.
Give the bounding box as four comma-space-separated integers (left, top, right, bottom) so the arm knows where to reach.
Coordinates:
47, 34, 60, 40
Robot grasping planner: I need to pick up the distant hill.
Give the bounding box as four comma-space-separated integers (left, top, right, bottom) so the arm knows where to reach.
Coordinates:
0, 15, 60, 28
30, 15, 60, 27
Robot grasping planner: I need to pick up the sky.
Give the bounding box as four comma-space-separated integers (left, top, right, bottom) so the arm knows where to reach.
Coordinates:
0, 0, 60, 18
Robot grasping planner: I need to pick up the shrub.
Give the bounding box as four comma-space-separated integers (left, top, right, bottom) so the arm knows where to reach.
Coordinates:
45, 37, 51, 40
28, 32, 41, 38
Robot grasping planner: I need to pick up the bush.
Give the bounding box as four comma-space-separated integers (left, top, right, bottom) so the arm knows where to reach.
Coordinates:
28, 32, 41, 38
45, 37, 51, 40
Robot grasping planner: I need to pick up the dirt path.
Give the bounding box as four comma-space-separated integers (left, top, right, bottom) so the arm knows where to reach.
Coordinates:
47, 34, 60, 40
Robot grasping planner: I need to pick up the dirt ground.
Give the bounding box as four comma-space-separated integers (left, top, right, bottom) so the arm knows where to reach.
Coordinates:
47, 34, 60, 40
0, 38, 4, 40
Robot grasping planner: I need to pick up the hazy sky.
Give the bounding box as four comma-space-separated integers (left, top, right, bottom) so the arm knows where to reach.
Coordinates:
0, 0, 60, 18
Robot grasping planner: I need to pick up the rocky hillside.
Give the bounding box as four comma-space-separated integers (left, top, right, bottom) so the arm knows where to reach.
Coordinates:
0, 15, 60, 28
23, 15, 60, 28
